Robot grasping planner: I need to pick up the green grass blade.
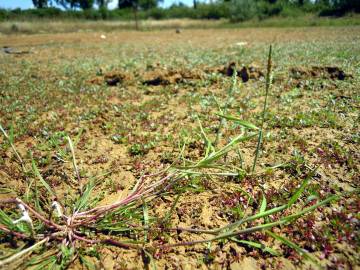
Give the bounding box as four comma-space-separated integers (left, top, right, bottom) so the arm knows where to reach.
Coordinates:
266, 231, 319, 264
195, 133, 257, 168
142, 249, 157, 270
163, 194, 181, 224
231, 237, 280, 256
79, 254, 97, 270
0, 123, 25, 169
259, 191, 267, 214
31, 256, 57, 270
219, 204, 287, 233
287, 169, 317, 208
222, 191, 337, 235
191, 194, 337, 245
0, 209, 16, 229
282, 195, 339, 223
215, 113, 259, 130
198, 118, 214, 156
74, 179, 95, 212
74, 128, 84, 146
31, 158, 55, 197
142, 198, 149, 242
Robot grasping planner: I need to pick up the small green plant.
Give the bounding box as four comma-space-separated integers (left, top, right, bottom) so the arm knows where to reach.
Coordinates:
129, 143, 145, 156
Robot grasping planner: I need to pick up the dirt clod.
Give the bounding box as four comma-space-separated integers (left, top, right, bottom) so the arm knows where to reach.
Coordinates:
220, 62, 264, 82
142, 68, 203, 86
224, 62, 237, 76
143, 75, 170, 86
104, 72, 129, 86
87, 71, 132, 86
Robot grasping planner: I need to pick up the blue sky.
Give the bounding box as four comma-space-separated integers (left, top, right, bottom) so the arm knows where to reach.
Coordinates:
0, 0, 196, 9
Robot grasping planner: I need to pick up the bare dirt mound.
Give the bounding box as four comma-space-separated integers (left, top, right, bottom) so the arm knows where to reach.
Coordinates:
219, 62, 265, 82
289, 66, 351, 81
142, 68, 204, 86
87, 71, 133, 86
87, 65, 351, 90
140, 62, 266, 86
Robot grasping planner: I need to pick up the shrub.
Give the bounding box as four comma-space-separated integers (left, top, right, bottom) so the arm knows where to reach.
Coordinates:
0, 9, 9, 21
319, 0, 360, 16
195, 3, 230, 19
146, 8, 167, 20
257, 1, 283, 20
279, 4, 304, 18
229, 0, 258, 22
167, 5, 196, 19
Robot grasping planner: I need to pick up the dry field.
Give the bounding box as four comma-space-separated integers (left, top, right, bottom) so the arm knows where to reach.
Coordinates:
0, 19, 227, 35
0, 27, 359, 269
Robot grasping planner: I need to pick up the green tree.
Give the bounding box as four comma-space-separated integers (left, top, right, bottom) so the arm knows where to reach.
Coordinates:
96, 0, 112, 8
32, 0, 48, 8
140, 0, 159, 10
78, 0, 94, 9
229, 0, 258, 22
118, 0, 162, 10
55, 0, 76, 9
118, 0, 133, 8
332, 0, 360, 12
55, 0, 94, 9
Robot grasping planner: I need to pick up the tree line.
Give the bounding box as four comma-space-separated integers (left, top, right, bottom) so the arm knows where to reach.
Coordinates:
1, 0, 357, 22
32, 0, 163, 10
30, 0, 359, 14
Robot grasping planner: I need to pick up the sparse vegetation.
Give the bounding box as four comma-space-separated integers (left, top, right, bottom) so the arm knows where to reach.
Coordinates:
0, 26, 359, 269
0, 0, 360, 31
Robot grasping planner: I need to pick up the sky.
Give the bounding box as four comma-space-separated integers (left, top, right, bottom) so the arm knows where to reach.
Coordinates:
0, 0, 196, 9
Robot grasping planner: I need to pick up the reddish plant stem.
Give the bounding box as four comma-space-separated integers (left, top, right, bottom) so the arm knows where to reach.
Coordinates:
74, 173, 176, 226
159, 239, 206, 248
168, 227, 217, 234
0, 224, 29, 239
73, 233, 140, 249
101, 238, 140, 249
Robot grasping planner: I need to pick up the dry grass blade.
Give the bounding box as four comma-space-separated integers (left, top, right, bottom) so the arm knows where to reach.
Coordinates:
0, 237, 49, 267
252, 45, 273, 173
66, 136, 82, 192
0, 123, 26, 173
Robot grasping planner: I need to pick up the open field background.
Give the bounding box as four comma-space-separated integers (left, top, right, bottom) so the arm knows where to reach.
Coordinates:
0, 26, 359, 269
1, 16, 360, 34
